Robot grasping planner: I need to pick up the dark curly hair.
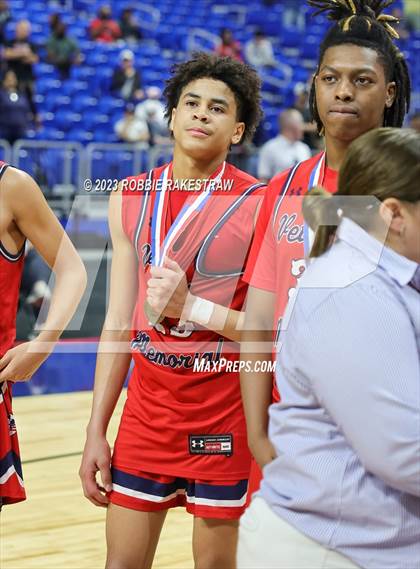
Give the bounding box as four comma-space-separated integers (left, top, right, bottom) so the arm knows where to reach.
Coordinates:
163, 52, 263, 142
308, 0, 411, 131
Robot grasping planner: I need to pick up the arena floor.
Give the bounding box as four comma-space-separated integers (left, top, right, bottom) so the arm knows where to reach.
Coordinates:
1, 391, 193, 569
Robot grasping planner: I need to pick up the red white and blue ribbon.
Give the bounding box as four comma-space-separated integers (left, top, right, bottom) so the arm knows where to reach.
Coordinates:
304, 152, 326, 255
150, 161, 226, 266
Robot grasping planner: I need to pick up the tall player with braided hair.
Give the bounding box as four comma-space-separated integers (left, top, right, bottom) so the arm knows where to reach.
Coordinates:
307, 0, 411, 128
240, 0, 411, 496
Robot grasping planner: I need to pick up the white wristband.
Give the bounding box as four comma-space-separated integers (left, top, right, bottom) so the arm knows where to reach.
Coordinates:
189, 297, 215, 326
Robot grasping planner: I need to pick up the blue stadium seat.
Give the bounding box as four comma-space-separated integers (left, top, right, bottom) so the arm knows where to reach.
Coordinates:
43, 94, 71, 113
27, 2, 45, 11
83, 113, 110, 130
92, 130, 119, 143
70, 66, 96, 82
97, 97, 125, 114
67, 129, 94, 144
37, 78, 62, 96
24, 129, 37, 140
86, 51, 109, 67
246, 10, 267, 27
33, 127, 66, 141
280, 28, 304, 48
54, 110, 83, 131
72, 94, 99, 113
40, 111, 55, 127
301, 35, 321, 61
60, 80, 89, 96
34, 63, 56, 77
8, 0, 25, 8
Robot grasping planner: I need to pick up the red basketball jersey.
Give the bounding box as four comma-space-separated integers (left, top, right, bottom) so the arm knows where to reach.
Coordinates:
0, 161, 26, 505
244, 153, 338, 342
243, 154, 337, 498
113, 161, 265, 480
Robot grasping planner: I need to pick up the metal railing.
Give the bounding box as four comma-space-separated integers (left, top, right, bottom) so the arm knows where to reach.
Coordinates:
12, 140, 84, 214
84, 142, 148, 185
211, 5, 247, 27
2, 139, 176, 191
13, 139, 83, 185
1, 138, 261, 202
136, 3, 161, 30
186, 28, 220, 54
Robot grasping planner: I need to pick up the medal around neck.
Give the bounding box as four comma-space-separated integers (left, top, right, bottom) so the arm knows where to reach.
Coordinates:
146, 163, 225, 327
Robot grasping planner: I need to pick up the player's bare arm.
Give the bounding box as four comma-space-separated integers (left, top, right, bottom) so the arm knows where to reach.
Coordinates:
240, 285, 277, 468
80, 185, 138, 508
0, 167, 87, 382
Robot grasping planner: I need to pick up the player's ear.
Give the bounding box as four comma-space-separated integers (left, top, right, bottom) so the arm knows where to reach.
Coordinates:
380, 198, 404, 235
385, 81, 396, 108
231, 122, 245, 145
170, 108, 176, 132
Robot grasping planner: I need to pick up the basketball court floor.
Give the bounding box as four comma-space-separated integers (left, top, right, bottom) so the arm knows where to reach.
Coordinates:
1, 391, 193, 569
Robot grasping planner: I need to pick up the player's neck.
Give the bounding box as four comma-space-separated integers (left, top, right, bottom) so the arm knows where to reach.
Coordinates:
324, 135, 351, 171
172, 148, 226, 184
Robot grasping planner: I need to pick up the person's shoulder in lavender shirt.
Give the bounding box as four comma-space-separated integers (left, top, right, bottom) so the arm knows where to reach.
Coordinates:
238, 128, 420, 569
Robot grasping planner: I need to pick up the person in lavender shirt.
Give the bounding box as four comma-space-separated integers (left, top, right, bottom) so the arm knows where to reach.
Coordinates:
237, 127, 420, 569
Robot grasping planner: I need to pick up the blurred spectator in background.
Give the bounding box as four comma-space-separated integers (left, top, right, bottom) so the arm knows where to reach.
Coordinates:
119, 7, 142, 43
409, 112, 420, 133
110, 49, 142, 101
258, 108, 311, 182
49, 12, 62, 35
283, 0, 305, 30
392, 7, 413, 40
135, 86, 169, 145
294, 81, 323, 151
0, 0, 11, 44
3, 20, 39, 123
17, 246, 51, 341
89, 4, 121, 43
215, 28, 243, 61
404, 0, 420, 31
0, 69, 31, 144
47, 22, 81, 79
245, 29, 276, 68
114, 102, 149, 143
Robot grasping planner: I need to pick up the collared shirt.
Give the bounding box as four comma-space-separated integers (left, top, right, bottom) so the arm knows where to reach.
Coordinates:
260, 218, 420, 569
114, 117, 149, 143
245, 38, 275, 67
257, 134, 312, 181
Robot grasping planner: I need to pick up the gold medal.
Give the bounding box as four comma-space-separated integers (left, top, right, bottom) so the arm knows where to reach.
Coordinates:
144, 300, 164, 325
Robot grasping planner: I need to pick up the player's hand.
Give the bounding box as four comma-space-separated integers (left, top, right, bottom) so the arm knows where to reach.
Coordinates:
146, 257, 189, 320
248, 432, 277, 469
0, 340, 52, 383
79, 435, 112, 507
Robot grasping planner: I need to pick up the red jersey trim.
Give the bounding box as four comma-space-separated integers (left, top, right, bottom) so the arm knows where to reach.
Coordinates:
0, 163, 26, 262
195, 181, 265, 278
133, 169, 153, 257
271, 162, 302, 233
